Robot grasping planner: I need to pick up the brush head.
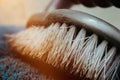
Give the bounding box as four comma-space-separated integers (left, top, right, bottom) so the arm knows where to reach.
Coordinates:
7, 9, 120, 80
27, 9, 120, 49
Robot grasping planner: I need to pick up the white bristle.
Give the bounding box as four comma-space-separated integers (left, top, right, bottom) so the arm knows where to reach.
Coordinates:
8, 23, 120, 80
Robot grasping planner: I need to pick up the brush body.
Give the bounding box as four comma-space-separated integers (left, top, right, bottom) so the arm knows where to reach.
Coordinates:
27, 9, 120, 48
5, 9, 120, 80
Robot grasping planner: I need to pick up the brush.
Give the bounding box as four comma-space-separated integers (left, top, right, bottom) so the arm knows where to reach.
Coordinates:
6, 9, 120, 80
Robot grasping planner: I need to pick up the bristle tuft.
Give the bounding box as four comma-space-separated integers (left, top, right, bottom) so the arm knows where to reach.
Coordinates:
7, 23, 120, 80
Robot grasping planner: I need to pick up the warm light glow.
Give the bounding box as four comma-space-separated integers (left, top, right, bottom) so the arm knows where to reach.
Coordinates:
0, 0, 51, 26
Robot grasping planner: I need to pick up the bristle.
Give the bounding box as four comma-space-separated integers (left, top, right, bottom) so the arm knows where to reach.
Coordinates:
7, 23, 120, 80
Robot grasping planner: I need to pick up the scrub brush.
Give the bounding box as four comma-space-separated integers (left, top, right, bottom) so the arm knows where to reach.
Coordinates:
7, 9, 120, 80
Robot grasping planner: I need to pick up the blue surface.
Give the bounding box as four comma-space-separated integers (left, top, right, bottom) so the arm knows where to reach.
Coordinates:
0, 26, 41, 80
0, 56, 42, 80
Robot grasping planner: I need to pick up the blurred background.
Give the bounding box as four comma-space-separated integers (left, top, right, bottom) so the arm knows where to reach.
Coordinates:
0, 1, 120, 79
0, 0, 120, 29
